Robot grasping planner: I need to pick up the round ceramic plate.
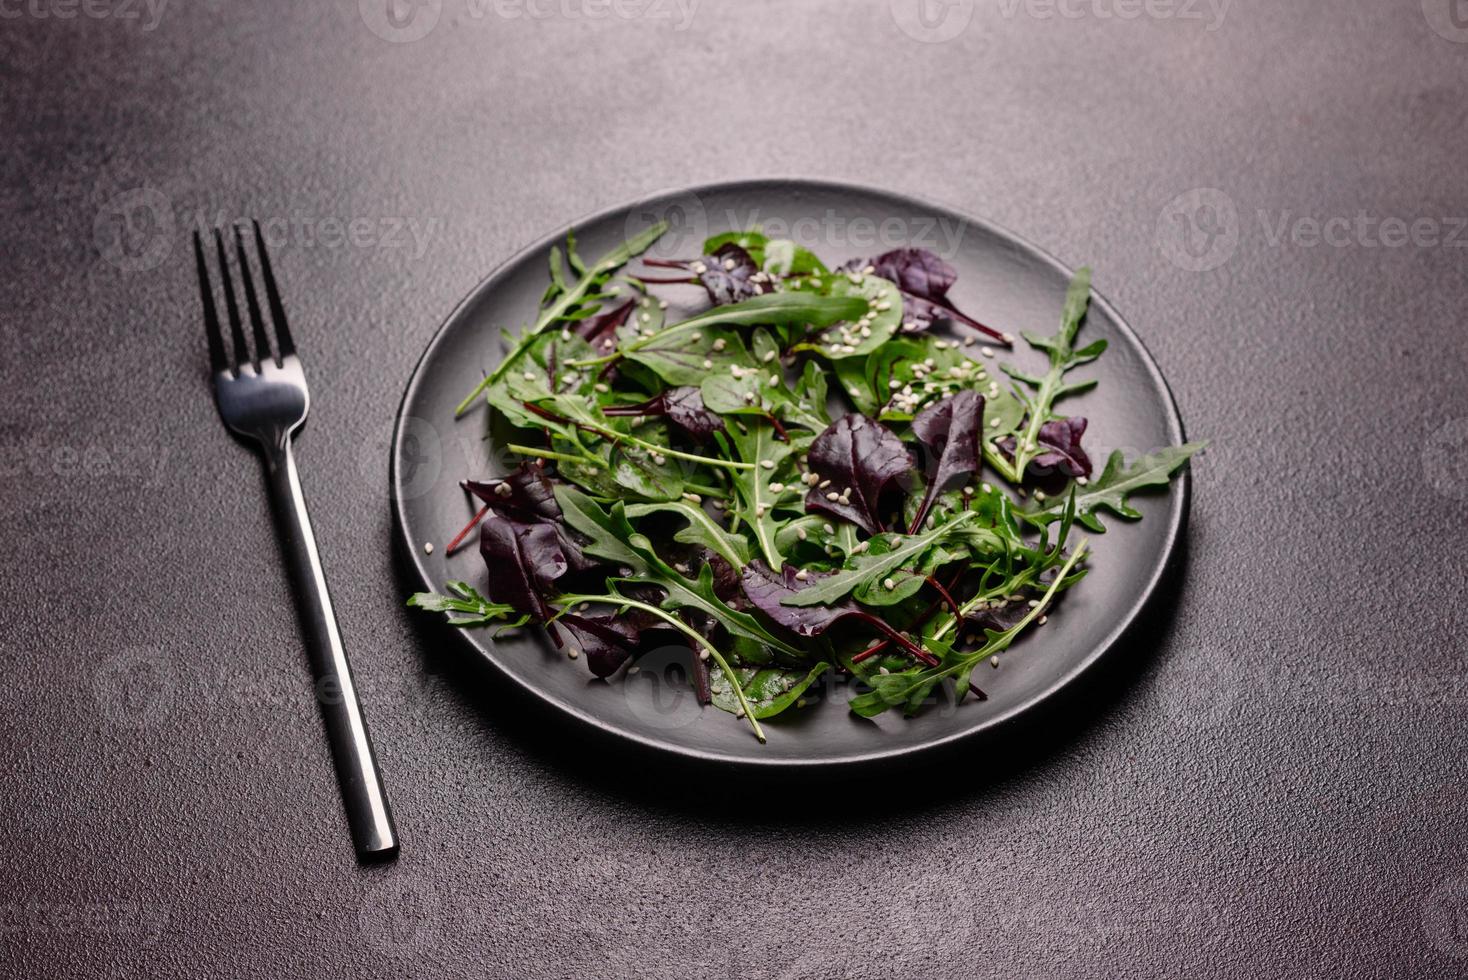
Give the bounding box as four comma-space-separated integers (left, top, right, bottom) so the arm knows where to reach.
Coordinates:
391, 179, 1189, 770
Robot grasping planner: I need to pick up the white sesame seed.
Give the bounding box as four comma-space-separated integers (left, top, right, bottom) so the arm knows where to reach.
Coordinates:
819, 479, 831, 488
878, 666, 890, 675
699, 649, 710, 660
682, 492, 702, 503
1035, 491, 1046, 502
594, 383, 609, 393
875, 301, 892, 312
744, 391, 756, 403
1038, 615, 1048, 625
826, 491, 840, 501
883, 577, 896, 590
755, 504, 766, 517
761, 459, 775, 470
560, 329, 572, 341
963, 336, 975, 346
652, 454, 667, 465
568, 648, 579, 659
691, 261, 706, 274
762, 350, 777, 363
822, 523, 835, 534
627, 666, 639, 675
1003, 333, 1015, 343
658, 299, 669, 309
712, 338, 727, 352
769, 482, 785, 493
990, 418, 1001, 428
863, 265, 875, 275
981, 346, 995, 358
723, 257, 736, 270
990, 656, 1000, 668
769, 374, 780, 386
1078, 476, 1090, 486
702, 359, 713, 369
522, 371, 537, 381
794, 569, 808, 581
640, 313, 651, 324
796, 527, 807, 540
423, 542, 435, 554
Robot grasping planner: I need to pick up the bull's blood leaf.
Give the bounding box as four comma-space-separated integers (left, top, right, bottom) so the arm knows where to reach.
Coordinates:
908, 390, 985, 532
803, 414, 913, 534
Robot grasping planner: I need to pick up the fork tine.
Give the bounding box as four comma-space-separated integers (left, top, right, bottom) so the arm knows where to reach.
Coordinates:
252, 220, 295, 358
214, 228, 251, 374
194, 231, 228, 374
234, 224, 275, 368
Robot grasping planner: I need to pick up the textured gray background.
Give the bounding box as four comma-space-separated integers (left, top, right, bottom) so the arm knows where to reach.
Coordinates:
3, 1, 1467, 977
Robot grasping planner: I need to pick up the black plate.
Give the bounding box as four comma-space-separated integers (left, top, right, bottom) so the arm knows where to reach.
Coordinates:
391, 179, 1189, 770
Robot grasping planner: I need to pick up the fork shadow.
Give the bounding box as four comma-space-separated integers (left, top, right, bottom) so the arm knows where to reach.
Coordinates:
390, 521, 1191, 830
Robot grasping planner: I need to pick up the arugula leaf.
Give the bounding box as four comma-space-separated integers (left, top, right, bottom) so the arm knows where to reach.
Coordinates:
780, 512, 975, 607
1022, 443, 1204, 531
457, 223, 668, 415
710, 662, 829, 719
625, 500, 751, 569
553, 486, 802, 657
720, 417, 799, 569
407, 581, 528, 629
997, 268, 1103, 481
848, 540, 1089, 717
791, 273, 902, 360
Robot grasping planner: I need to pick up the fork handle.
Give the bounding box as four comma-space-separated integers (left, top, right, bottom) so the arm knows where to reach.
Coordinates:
264, 436, 399, 860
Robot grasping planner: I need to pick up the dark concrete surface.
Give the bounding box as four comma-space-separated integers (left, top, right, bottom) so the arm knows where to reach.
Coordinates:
3, 1, 1467, 977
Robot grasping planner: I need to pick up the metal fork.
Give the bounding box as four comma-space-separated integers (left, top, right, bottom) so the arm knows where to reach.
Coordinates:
194, 222, 398, 860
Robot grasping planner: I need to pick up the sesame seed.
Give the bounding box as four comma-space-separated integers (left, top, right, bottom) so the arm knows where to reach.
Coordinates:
769, 374, 780, 386
568, 648, 579, 659
594, 383, 609, 393
560, 329, 572, 341
761, 459, 775, 470
755, 504, 766, 517
712, 338, 727, 351
723, 257, 736, 270
691, 261, 706, 274
990, 656, 1000, 668
878, 666, 890, 675
826, 491, 840, 501
1035, 491, 1046, 502
494, 482, 513, 497
744, 391, 756, 403
1038, 615, 1048, 625
875, 301, 892, 312
652, 454, 667, 465
627, 666, 639, 675
863, 265, 875, 275
794, 569, 808, 581
1003, 333, 1015, 343
658, 299, 669, 309
640, 313, 651, 324
602, 338, 614, 349
963, 486, 975, 496
762, 351, 776, 363
889, 379, 901, 389
819, 479, 831, 488
822, 523, 835, 534
1078, 476, 1090, 486
682, 492, 702, 503
851, 541, 869, 554
769, 481, 785, 493
522, 371, 537, 381
699, 649, 710, 660
796, 527, 807, 540
423, 542, 435, 554
883, 577, 896, 590
702, 359, 713, 369
990, 418, 1001, 428
981, 346, 995, 358
963, 336, 975, 346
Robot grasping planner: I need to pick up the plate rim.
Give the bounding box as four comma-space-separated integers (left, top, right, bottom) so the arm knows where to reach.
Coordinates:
391, 176, 1190, 770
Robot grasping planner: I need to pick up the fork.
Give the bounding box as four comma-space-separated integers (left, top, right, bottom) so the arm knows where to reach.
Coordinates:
194, 222, 398, 860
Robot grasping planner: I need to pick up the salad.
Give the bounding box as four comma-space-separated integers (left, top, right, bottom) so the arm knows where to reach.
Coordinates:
410, 222, 1201, 742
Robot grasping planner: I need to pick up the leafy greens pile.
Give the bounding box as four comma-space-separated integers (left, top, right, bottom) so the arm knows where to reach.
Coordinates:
411, 224, 1202, 742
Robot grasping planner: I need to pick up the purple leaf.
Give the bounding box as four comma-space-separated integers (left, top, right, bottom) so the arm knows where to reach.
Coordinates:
846, 248, 1002, 339
741, 561, 941, 666
573, 298, 637, 351
740, 561, 860, 636
1000, 416, 1093, 480
908, 391, 985, 532
603, 386, 724, 442
479, 517, 569, 622
804, 414, 913, 534
559, 612, 645, 678
465, 463, 597, 574
695, 243, 770, 306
